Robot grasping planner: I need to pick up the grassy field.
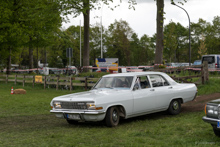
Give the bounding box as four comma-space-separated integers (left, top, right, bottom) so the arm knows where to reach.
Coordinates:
0, 78, 220, 147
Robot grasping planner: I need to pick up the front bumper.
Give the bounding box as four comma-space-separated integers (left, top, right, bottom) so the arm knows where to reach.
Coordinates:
202, 116, 219, 125
50, 109, 106, 122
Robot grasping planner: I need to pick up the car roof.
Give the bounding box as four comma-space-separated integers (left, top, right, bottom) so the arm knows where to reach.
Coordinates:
103, 72, 167, 77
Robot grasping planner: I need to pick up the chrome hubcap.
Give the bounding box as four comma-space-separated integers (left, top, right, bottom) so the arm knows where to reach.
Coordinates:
173, 101, 179, 110
112, 110, 118, 122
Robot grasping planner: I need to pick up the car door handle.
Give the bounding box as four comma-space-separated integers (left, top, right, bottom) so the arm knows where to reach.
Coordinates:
168, 87, 173, 89
150, 89, 155, 91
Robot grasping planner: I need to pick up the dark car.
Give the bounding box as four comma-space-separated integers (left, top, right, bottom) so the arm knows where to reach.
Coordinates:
202, 99, 220, 137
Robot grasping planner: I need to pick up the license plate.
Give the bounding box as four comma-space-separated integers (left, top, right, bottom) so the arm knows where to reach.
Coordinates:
218, 121, 220, 128
66, 114, 80, 120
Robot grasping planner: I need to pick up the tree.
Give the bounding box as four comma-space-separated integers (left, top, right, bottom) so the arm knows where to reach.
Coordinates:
20, 0, 61, 70
198, 35, 207, 59
59, 0, 136, 69
106, 20, 133, 66
155, 0, 164, 67
155, 0, 188, 66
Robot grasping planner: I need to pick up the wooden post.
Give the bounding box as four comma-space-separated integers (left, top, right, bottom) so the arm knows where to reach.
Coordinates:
6, 74, 8, 84
15, 75, 17, 85
23, 75, 25, 87
56, 76, 59, 90
70, 76, 72, 91
85, 77, 87, 91
33, 76, 34, 88
44, 76, 46, 89
201, 61, 209, 84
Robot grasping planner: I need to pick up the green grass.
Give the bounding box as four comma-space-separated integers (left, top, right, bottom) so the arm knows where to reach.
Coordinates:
0, 78, 220, 147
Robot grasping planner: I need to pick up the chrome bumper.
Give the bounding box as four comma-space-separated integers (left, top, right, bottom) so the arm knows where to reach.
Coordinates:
50, 109, 106, 122
202, 116, 219, 125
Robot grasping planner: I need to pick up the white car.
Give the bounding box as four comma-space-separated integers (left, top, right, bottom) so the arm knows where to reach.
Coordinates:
50, 72, 197, 127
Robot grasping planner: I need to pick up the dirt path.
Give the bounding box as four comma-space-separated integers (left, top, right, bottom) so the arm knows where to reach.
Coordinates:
182, 93, 220, 112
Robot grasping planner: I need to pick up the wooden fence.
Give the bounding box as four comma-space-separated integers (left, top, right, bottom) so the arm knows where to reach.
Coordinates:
151, 61, 209, 84
0, 61, 209, 90
0, 75, 99, 91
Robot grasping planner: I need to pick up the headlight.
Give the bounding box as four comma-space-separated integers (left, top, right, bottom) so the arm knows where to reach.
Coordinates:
53, 101, 62, 109
86, 103, 103, 110
206, 105, 218, 118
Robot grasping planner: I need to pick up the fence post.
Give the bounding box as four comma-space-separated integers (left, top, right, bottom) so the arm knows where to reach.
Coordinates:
85, 77, 88, 91
44, 76, 46, 89
33, 76, 35, 88
70, 76, 72, 91
201, 61, 209, 84
15, 75, 17, 85
6, 74, 8, 84
23, 75, 25, 87
56, 76, 59, 90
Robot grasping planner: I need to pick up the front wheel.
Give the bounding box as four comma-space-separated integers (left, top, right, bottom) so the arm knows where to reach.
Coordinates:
168, 99, 181, 115
105, 107, 120, 127
213, 127, 220, 137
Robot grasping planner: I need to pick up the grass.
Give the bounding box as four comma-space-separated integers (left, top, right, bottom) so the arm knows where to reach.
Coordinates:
0, 76, 220, 146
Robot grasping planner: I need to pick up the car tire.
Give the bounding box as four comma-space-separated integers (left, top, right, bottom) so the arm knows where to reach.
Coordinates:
213, 127, 220, 137
66, 119, 78, 125
105, 107, 120, 127
168, 99, 181, 115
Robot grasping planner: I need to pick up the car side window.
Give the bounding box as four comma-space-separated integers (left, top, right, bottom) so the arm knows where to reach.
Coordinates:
149, 75, 169, 87
139, 76, 151, 89
133, 76, 151, 90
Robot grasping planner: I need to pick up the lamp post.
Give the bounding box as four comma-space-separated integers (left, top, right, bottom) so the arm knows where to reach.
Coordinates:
171, 2, 191, 66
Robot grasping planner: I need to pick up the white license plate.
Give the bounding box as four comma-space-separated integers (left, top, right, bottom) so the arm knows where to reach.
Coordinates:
67, 114, 80, 120
218, 121, 220, 128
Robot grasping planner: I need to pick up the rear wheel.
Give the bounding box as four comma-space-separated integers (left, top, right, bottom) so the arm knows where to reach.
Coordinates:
105, 107, 120, 127
168, 99, 181, 115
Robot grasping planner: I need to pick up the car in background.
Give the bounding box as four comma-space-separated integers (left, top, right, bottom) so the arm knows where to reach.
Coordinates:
50, 72, 197, 127
202, 99, 220, 137
202, 54, 220, 69
193, 60, 202, 65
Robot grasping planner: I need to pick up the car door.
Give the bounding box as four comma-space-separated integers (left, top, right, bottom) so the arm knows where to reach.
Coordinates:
149, 75, 175, 110
132, 76, 157, 114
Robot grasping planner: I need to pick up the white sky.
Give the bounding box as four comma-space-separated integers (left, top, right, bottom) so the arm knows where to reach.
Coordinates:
62, 0, 220, 38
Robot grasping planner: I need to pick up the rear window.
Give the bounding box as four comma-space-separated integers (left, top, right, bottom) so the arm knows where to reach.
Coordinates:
202, 56, 215, 64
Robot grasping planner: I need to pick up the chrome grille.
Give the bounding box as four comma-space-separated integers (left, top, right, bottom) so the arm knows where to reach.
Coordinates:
61, 102, 87, 110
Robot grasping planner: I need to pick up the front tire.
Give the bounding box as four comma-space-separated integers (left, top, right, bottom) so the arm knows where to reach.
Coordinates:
105, 107, 120, 127
213, 127, 220, 137
168, 99, 181, 115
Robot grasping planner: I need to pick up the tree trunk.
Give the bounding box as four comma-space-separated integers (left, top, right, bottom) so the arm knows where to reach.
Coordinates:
29, 36, 33, 73
155, 0, 164, 68
83, 0, 90, 71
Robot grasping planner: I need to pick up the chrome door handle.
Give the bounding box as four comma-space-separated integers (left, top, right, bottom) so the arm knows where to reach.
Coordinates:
168, 87, 173, 89
150, 89, 155, 91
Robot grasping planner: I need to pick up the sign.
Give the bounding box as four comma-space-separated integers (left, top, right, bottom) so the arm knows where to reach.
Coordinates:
95, 58, 119, 71
35, 75, 42, 83
66, 48, 73, 58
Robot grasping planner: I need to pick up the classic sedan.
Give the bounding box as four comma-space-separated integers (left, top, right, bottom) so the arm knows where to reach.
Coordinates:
50, 72, 197, 127
202, 99, 220, 137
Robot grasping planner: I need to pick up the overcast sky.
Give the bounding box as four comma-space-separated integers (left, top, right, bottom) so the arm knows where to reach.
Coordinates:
62, 0, 220, 38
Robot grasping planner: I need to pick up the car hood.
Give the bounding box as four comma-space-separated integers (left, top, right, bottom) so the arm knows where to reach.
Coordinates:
51, 89, 130, 103
208, 98, 220, 105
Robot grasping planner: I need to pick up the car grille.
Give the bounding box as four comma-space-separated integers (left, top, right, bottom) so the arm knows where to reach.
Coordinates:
60, 102, 87, 110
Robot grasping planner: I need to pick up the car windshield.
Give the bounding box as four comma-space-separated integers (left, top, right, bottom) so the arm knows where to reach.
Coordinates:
94, 76, 133, 90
